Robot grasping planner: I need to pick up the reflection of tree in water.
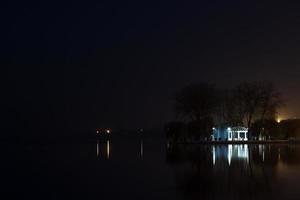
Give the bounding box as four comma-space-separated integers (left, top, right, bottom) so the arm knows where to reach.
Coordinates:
280, 144, 300, 165
166, 144, 300, 200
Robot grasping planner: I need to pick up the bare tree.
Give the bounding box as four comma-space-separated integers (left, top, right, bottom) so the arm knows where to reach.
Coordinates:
259, 82, 284, 121
234, 82, 262, 128
215, 89, 244, 126
171, 81, 283, 140
234, 81, 283, 129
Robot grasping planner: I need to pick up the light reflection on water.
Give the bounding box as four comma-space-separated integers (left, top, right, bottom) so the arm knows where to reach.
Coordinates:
140, 140, 143, 159
96, 140, 111, 159
4, 141, 300, 200
227, 144, 249, 165
95, 141, 300, 172
211, 144, 250, 166
96, 140, 145, 159
106, 140, 110, 159
166, 143, 300, 200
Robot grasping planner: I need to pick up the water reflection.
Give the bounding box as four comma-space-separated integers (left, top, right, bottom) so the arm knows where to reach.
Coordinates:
227, 144, 249, 165
166, 144, 300, 200
140, 140, 144, 158
96, 140, 111, 159
107, 140, 110, 159
96, 142, 99, 157
92, 141, 300, 199
9, 140, 300, 200
96, 140, 146, 159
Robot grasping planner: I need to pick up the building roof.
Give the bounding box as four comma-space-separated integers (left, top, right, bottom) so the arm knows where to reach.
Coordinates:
230, 126, 248, 132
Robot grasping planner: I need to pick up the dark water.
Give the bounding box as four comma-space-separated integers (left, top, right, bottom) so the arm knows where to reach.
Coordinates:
1, 139, 300, 200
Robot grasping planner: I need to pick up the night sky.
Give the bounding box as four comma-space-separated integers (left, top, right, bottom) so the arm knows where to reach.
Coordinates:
3, 1, 300, 134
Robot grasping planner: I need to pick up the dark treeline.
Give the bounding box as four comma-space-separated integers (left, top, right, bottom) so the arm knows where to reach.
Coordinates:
165, 81, 300, 141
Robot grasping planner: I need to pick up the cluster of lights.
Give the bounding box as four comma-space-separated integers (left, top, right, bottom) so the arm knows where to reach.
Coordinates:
212, 127, 232, 131
96, 129, 111, 134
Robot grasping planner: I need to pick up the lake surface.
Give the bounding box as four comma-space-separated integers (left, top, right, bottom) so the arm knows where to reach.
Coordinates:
1, 139, 300, 200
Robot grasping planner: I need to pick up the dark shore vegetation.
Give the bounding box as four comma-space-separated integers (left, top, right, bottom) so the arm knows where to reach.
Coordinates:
165, 81, 300, 142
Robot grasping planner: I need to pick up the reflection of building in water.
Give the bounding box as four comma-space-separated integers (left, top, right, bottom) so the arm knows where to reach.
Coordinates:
228, 145, 249, 165
212, 145, 249, 166
228, 145, 232, 165
212, 146, 216, 165
259, 145, 265, 162
169, 145, 291, 200
167, 144, 300, 200
212, 126, 248, 141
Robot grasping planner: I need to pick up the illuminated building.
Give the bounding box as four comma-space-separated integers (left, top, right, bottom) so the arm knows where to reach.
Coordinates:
212, 126, 248, 141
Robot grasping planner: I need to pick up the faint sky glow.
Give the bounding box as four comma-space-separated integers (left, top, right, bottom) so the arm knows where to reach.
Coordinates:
3, 0, 300, 132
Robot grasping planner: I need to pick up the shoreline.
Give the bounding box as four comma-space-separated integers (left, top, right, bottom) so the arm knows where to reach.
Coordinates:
170, 140, 299, 145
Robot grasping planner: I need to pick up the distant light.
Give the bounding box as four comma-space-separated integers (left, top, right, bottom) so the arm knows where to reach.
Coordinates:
96, 130, 99, 134
227, 127, 232, 131
277, 118, 281, 123
212, 127, 216, 131
106, 129, 111, 134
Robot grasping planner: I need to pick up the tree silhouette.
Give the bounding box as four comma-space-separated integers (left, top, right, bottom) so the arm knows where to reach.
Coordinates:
174, 83, 218, 121
233, 81, 283, 129
258, 82, 283, 121
169, 81, 284, 140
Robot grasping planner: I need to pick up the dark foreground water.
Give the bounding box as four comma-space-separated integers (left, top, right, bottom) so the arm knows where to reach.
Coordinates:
1, 139, 300, 200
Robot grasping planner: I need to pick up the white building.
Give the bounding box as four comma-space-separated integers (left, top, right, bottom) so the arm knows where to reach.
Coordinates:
212, 126, 248, 141
227, 127, 248, 141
